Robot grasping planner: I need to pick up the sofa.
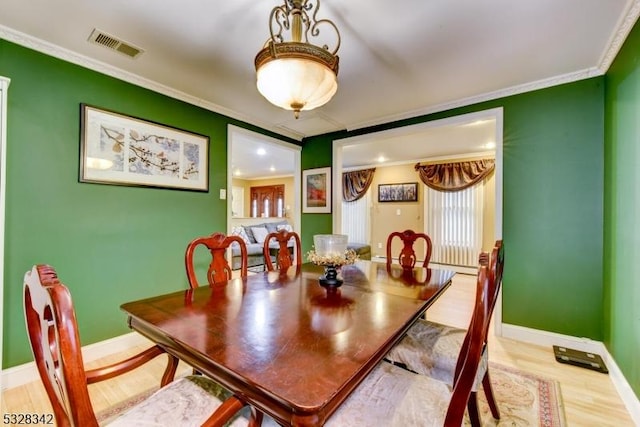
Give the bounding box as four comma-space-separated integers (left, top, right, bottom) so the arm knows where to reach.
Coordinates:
230, 220, 294, 271
347, 243, 372, 260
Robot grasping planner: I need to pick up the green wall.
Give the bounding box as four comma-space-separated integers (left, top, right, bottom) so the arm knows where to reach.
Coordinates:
303, 78, 605, 340
604, 18, 640, 397
0, 40, 296, 368
300, 133, 335, 255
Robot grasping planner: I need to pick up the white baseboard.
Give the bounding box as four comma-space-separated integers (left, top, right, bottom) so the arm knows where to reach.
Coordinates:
1, 332, 151, 391
501, 323, 640, 426
428, 262, 477, 275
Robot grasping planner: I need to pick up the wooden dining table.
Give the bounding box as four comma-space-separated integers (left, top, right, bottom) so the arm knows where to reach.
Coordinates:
120, 260, 456, 426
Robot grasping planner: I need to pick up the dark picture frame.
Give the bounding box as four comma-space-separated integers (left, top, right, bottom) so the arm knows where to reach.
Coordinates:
378, 182, 418, 202
79, 104, 209, 191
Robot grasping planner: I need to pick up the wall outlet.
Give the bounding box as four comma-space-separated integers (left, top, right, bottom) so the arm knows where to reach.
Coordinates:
396, 208, 401, 215
377, 242, 382, 249
219, 189, 226, 199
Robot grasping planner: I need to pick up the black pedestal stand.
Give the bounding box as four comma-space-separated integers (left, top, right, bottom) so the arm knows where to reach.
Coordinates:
318, 264, 343, 288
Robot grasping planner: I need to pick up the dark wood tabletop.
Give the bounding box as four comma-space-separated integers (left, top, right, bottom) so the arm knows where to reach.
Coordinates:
121, 260, 455, 426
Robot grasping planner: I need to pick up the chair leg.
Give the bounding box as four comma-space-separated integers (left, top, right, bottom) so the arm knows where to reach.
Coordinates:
467, 391, 481, 427
161, 354, 179, 386
482, 371, 501, 420
248, 408, 264, 427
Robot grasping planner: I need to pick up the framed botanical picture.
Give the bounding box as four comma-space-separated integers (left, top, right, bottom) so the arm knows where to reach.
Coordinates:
378, 182, 418, 202
79, 104, 209, 191
303, 167, 331, 213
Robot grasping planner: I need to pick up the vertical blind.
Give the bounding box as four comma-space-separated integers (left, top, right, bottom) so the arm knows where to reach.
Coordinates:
425, 183, 484, 267
341, 188, 370, 244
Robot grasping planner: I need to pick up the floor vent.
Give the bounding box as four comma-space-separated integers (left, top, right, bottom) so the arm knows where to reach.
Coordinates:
88, 29, 144, 59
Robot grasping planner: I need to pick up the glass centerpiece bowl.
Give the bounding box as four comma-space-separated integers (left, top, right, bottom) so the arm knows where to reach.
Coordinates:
307, 234, 358, 289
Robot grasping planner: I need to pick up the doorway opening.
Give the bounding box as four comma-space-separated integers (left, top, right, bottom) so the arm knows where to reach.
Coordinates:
332, 107, 504, 331
227, 125, 302, 233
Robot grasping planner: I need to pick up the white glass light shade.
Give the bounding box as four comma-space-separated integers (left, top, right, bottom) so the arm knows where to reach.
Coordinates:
313, 234, 348, 257
256, 58, 337, 113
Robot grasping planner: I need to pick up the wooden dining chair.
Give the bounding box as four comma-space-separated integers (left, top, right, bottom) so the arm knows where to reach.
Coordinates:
23, 264, 259, 427
384, 240, 504, 426
263, 229, 301, 272
386, 229, 433, 269
317, 256, 496, 426
185, 232, 248, 288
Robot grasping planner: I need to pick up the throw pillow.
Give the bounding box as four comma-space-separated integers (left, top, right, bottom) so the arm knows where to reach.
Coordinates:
230, 226, 251, 244
266, 221, 289, 233
243, 225, 258, 244
230, 226, 251, 248
250, 226, 270, 244
277, 224, 293, 233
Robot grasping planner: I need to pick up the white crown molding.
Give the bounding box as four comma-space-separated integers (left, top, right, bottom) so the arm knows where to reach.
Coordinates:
597, 0, 640, 73
346, 67, 602, 132
0, 24, 303, 141
501, 323, 640, 425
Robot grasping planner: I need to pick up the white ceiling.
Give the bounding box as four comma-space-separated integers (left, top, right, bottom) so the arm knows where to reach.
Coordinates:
1, 0, 637, 141
1, 1, 638, 178
342, 117, 497, 170
231, 131, 296, 180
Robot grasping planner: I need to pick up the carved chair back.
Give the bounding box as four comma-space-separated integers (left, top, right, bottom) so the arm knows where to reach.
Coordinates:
263, 229, 301, 272
185, 233, 247, 288
24, 264, 98, 427
452, 241, 504, 383
445, 260, 494, 425
386, 229, 432, 269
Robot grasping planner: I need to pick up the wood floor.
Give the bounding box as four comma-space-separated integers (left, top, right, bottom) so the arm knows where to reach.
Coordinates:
1, 273, 635, 426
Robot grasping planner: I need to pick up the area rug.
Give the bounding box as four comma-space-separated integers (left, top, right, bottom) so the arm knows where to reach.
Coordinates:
97, 363, 566, 426
468, 363, 566, 427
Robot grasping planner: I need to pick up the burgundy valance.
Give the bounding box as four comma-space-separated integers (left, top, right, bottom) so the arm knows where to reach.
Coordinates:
415, 159, 495, 192
343, 168, 376, 202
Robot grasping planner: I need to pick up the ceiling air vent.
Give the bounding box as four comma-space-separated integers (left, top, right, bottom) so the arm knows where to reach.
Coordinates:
88, 29, 144, 59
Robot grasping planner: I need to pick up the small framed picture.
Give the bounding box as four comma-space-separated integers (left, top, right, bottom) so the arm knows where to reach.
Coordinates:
378, 182, 418, 202
302, 167, 331, 213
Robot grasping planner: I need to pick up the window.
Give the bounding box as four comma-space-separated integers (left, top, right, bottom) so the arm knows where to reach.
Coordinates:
425, 184, 484, 267
250, 185, 285, 218
341, 188, 371, 244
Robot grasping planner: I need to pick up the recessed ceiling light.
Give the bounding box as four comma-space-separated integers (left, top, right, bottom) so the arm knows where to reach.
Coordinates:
257, 148, 266, 155
270, 166, 276, 172
377, 155, 386, 163
234, 169, 241, 176
485, 141, 496, 149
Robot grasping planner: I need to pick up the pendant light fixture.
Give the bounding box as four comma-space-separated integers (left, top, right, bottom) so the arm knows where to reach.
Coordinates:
255, 0, 341, 119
